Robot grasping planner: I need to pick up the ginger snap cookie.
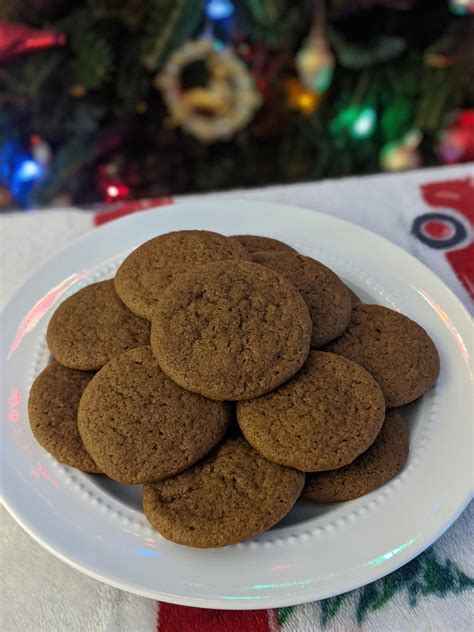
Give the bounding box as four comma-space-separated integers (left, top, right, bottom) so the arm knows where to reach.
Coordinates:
234, 235, 297, 254
237, 351, 385, 472
324, 304, 440, 407
251, 251, 351, 348
142, 436, 305, 548
151, 260, 312, 400
115, 230, 250, 320
78, 347, 230, 484
46, 280, 150, 371
303, 409, 409, 502
28, 363, 99, 472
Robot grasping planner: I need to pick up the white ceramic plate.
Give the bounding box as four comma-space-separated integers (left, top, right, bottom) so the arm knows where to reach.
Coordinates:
1, 201, 472, 610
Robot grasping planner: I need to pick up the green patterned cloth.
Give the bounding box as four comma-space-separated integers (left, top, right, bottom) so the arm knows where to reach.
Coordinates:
277, 503, 473, 630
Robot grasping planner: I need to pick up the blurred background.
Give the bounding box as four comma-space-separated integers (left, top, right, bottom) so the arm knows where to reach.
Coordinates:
0, 0, 473, 210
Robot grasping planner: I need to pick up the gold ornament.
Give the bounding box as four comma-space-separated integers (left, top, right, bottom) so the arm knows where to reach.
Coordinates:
154, 39, 262, 142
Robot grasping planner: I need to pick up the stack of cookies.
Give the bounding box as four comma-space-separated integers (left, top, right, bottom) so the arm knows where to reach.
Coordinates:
28, 230, 440, 548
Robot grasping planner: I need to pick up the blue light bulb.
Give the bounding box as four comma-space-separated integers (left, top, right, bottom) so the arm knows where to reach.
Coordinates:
16, 159, 43, 182
0, 141, 45, 207
206, 0, 234, 21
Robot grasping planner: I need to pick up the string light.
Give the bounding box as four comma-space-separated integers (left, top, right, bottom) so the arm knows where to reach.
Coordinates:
206, 0, 234, 21
330, 104, 377, 139
107, 185, 119, 198
104, 183, 130, 202
351, 107, 377, 139
284, 78, 322, 116
16, 159, 42, 182
0, 139, 46, 206
380, 129, 422, 171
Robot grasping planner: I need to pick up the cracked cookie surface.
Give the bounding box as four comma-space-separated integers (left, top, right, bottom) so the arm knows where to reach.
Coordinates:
252, 251, 351, 347
303, 409, 409, 502
151, 260, 312, 400
324, 304, 440, 407
78, 347, 230, 484
142, 436, 305, 548
237, 351, 385, 472
47, 280, 150, 370
28, 363, 100, 472
115, 230, 250, 320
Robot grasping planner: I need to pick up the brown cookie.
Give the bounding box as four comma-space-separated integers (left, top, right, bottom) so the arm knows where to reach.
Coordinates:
47, 280, 150, 371
234, 235, 297, 254
115, 230, 250, 320
142, 436, 305, 548
28, 363, 99, 472
346, 285, 362, 307
324, 304, 440, 407
252, 251, 351, 348
237, 351, 385, 472
151, 260, 312, 400
78, 347, 230, 484
303, 409, 409, 502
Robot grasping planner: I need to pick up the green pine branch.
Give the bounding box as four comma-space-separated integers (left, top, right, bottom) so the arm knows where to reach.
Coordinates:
236, 0, 304, 49
141, 0, 204, 71
329, 29, 407, 69
87, 0, 150, 29
70, 31, 114, 90
416, 68, 460, 133
0, 51, 63, 98
116, 41, 149, 111
59, 9, 114, 90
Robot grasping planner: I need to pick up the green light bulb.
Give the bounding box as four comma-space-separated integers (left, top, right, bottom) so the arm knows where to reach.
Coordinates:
350, 107, 376, 139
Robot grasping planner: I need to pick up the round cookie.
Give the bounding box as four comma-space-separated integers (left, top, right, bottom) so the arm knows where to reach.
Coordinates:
78, 347, 230, 484
142, 436, 305, 548
47, 280, 150, 370
115, 230, 249, 320
251, 251, 351, 348
324, 304, 440, 407
234, 235, 297, 254
237, 351, 385, 472
346, 285, 362, 307
28, 363, 99, 472
151, 260, 312, 400
303, 409, 409, 502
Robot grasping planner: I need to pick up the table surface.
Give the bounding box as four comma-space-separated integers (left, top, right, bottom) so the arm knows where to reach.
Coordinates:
1, 164, 473, 632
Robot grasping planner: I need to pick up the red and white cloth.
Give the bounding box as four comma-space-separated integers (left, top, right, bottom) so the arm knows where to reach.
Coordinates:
1, 164, 473, 631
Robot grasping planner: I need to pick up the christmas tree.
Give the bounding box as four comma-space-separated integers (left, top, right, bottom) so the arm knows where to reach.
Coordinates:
0, 0, 472, 208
